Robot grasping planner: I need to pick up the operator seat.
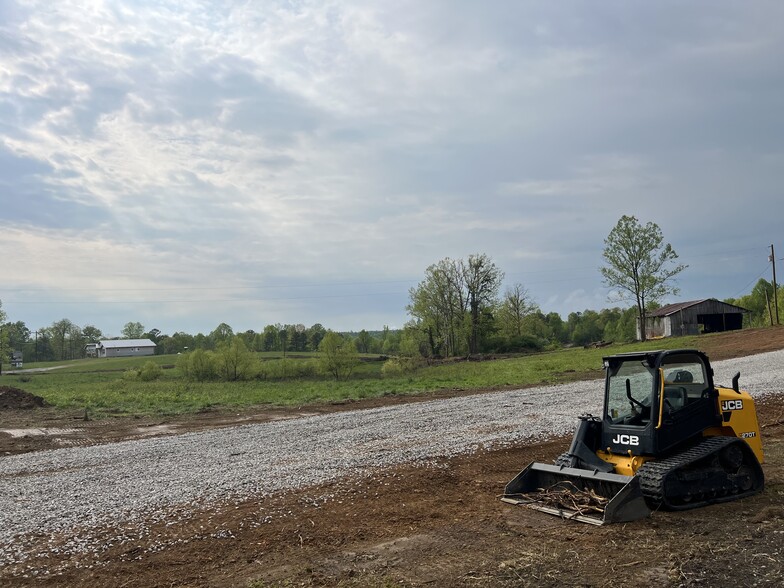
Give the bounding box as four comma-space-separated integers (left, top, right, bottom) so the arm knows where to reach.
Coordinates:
663, 386, 687, 411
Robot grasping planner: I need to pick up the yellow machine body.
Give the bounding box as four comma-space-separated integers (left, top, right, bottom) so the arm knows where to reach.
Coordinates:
596, 385, 764, 476
704, 386, 764, 464
504, 349, 767, 524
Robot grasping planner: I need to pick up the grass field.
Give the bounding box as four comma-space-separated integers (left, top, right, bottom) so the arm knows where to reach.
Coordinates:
1, 335, 718, 417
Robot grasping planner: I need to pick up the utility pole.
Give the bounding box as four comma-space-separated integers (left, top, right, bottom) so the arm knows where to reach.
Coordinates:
765, 290, 774, 326
771, 244, 780, 325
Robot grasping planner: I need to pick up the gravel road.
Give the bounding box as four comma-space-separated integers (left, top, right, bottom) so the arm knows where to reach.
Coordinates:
2, 350, 783, 568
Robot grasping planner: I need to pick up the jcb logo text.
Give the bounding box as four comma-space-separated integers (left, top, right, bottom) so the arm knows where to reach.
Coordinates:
612, 434, 640, 446
721, 400, 744, 411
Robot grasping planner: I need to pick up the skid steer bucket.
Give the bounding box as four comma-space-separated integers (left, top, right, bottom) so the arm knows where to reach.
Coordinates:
501, 462, 651, 525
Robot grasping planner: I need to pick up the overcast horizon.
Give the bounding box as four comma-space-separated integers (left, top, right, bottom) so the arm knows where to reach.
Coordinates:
2, 1, 783, 337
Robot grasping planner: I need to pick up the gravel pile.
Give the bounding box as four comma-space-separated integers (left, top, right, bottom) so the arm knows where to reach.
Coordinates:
2, 349, 783, 569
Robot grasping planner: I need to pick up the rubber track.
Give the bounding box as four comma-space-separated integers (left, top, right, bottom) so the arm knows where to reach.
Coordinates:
636, 436, 763, 510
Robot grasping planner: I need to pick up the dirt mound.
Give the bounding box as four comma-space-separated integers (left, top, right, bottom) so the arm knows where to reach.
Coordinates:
0, 386, 46, 410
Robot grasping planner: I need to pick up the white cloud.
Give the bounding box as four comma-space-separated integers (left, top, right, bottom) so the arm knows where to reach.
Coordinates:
1, 1, 784, 332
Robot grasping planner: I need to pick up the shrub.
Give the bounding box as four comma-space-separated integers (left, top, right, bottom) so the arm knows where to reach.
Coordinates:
257, 358, 318, 380
381, 358, 403, 378
381, 356, 422, 377
138, 361, 163, 382
178, 349, 218, 382
122, 368, 139, 381
121, 361, 164, 382
319, 332, 359, 381
215, 338, 255, 381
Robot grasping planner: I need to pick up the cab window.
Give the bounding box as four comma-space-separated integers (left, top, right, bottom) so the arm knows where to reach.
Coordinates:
606, 361, 654, 424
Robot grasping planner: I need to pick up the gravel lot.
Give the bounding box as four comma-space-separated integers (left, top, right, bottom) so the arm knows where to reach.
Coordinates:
2, 349, 783, 569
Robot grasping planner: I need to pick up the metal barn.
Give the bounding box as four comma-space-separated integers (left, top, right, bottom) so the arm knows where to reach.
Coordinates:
96, 339, 157, 358
637, 299, 749, 340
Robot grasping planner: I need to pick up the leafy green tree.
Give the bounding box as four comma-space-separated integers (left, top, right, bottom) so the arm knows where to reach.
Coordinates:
178, 348, 217, 381
726, 279, 779, 327
354, 329, 372, 354
544, 312, 566, 344
82, 325, 103, 342
307, 323, 326, 351
567, 310, 604, 346
261, 324, 280, 352
160, 332, 195, 354
209, 323, 234, 347
122, 321, 145, 339
288, 324, 307, 352
463, 253, 504, 354
408, 257, 465, 357
603, 307, 638, 343
408, 254, 503, 357
238, 330, 258, 351
3, 321, 32, 364
318, 331, 359, 380
381, 329, 402, 355
381, 330, 424, 375
600, 215, 687, 341
216, 337, 255, 381
48, 318, 79, 360
33, 328, 55, 362
518, 311, 554, 344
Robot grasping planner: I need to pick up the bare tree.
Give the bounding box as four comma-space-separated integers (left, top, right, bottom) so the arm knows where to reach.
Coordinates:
498, 283, 538, 338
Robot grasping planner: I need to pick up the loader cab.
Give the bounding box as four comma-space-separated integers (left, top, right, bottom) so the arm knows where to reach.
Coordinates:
602, 350, 722, 456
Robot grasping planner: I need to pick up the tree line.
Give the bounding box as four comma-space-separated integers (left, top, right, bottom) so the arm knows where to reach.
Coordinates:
0, 300, 641, 367
1, 216, 778, 368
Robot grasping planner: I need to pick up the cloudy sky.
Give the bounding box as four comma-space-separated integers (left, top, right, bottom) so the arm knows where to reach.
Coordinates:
1, 1, 783, 337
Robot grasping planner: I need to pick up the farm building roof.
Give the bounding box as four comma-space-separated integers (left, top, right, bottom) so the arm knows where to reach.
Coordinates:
98, 339, 157, 349
648, 298, 748, 317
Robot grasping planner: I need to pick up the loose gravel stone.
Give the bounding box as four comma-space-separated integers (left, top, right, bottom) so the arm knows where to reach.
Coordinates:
1, 350, 782, 568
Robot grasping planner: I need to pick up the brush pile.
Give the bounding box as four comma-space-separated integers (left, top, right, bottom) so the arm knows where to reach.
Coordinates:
527, 481, 609, 515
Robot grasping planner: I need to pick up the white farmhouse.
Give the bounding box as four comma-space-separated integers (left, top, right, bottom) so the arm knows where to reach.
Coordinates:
96, 339, 157, 358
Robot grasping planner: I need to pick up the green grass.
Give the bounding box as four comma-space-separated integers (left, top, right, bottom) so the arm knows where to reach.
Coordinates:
1, 335, 722, 418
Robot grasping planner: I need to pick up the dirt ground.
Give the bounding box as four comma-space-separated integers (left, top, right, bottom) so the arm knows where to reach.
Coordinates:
2, 327, 784, 587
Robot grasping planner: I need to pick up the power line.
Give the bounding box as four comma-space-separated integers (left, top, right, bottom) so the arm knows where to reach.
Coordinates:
729, 265, 771, 299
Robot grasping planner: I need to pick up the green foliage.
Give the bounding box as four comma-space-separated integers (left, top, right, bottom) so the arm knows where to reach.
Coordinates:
354, 329, 373, 353
482, 333, 545, 353
257, 358, 319, 380
7, 329, 761, 418
381, 356, 422, 377
178, 348, 219, 381
215, 337, 255, 381
406, 257, 471, 357
139, 361, 164, 381
600, 215, 687, 341
726, 279, 783, 328
121, 321, 145, 339
123, 361, 164, 382
319, 331, 360, 380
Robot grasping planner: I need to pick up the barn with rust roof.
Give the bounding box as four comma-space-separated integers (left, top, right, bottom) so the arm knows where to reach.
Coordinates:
637, 298, 749, 340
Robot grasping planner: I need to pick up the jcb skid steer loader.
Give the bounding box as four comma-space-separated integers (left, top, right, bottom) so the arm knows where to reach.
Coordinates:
502, 349, 765, 525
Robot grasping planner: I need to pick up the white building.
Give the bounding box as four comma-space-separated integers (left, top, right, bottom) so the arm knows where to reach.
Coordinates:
96, 339, 157, 358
